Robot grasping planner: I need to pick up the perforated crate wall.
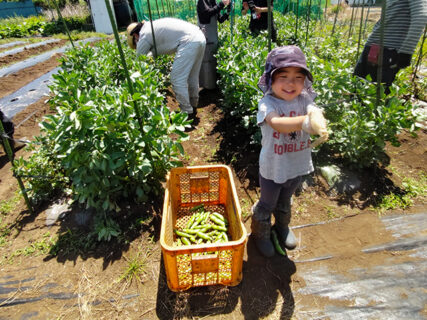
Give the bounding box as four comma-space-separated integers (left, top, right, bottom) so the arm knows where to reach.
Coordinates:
160, 165, 247, 292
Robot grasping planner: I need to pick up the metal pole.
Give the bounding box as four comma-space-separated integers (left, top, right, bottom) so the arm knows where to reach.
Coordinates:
282, 0, 289, 14
376, 0, 386, 104
324, 0, 328, 21
104, 0, 155, 164
146, 0, 159, 57
411, 26, 427, 87
331, 0, 341, 37
104, 0, 139, 125
363, 0, 372, 39
0, 121, 33, 214
268, 0, 272, 51
166, 0, 172, 16
295, 0, 300, 40
154, 0, 161, 18
348, 0, 357, 42
230, 0, 235, 42
53, 0, 75, 48
305, 0, 312, 46
355, 0, 365, 61
160, 0, 166, 17
316, 0, 321, 22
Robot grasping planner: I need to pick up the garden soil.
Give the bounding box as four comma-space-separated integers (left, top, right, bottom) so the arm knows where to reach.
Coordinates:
0, 36, 426, 319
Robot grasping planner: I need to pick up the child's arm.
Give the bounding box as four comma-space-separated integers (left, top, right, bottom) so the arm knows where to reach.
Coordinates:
265, 111, 307, 134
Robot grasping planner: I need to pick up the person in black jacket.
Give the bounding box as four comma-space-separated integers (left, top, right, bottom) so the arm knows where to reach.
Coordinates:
197, 0, 230, 25
242, 0, 277, 42
1, 110, 14, 149
197, 0, 231, 90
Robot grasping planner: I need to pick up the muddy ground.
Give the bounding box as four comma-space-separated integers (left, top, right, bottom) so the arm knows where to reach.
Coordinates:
0, 26, 426, 320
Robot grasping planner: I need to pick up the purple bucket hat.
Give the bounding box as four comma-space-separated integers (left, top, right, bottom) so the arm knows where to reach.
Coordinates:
258, 45, 313, 93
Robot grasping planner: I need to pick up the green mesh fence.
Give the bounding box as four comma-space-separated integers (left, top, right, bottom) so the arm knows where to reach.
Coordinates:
132, 0, 325, 22
277, 0, 325, 19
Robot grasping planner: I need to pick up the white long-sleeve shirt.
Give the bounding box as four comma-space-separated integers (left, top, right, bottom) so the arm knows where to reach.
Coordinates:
136, 18, 202, 57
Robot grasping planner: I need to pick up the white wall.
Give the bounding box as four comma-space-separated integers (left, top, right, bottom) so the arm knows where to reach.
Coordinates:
89, 0, 116, 34
330, 0, 376, 5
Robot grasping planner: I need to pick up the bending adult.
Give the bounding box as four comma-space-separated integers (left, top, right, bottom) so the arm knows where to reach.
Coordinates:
197, 0, 231, 89
242, 0, 277, 42
126, 18, 206, 115
354, 0, 427, 93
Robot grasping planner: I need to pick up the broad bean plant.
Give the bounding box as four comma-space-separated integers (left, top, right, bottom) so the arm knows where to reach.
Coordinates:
217, 14, 420, 168
17, 40, 188, 230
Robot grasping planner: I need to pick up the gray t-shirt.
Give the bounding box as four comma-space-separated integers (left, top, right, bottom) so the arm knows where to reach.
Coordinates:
257, 93, 317, 184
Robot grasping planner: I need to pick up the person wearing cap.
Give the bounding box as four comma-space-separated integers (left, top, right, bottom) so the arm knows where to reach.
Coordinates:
197, 0, 231, 90
126, 18, 206, 115
242, 0, 277, 42
354, 0, 427, 93
251, 45, 328, 258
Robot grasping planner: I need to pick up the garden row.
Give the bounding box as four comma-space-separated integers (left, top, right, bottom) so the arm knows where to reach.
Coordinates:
15, 12, 424, 240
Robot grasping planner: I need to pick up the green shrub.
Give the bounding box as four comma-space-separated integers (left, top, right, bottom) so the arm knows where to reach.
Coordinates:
0, 14, 92, 39
17, 39, 189, 215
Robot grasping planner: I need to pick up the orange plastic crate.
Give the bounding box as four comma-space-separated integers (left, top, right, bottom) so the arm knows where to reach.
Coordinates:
160, 165, 247, 292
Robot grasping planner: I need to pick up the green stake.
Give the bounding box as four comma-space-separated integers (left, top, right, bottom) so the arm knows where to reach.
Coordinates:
52, 0, 75, 48
376, 0, 386, 104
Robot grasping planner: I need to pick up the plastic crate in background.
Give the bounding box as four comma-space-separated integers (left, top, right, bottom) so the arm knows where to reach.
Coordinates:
160, 165, 247, 292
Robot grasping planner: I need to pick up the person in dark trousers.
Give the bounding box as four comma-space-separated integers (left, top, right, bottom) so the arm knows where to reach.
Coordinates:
197, 0, 231, 89
242, 0, 277, 42
0, 110, 15, 152
354, 0, 427, 93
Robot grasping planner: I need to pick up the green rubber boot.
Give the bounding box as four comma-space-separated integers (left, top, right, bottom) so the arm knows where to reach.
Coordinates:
273, 198, 297, 250
251, 202, 275, 258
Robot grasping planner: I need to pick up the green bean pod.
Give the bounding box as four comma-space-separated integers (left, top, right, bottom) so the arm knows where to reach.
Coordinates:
211, 224, 227, 232
190, 204, 205, 211
212, 212, 228, 225
196, 231, 211, 241
181, 237, 191, 246
175, 230, 193, 238
210, 215, 226, 226
271, 229, 287, 256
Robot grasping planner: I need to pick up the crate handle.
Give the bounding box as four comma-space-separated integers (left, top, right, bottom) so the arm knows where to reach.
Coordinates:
191, 254, 218, 273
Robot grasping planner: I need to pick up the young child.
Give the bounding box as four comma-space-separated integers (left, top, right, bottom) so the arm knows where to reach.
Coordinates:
252, 45, 328, 257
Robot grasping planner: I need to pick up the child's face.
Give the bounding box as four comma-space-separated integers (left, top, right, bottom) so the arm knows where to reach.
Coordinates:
271, 67, 306, 101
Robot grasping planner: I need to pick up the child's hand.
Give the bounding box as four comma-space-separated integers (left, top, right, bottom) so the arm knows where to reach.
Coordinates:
309, 108, 327, 136
302, 109, 329, 148
302, 109, 327, 136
